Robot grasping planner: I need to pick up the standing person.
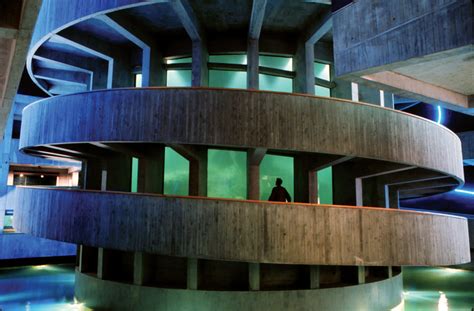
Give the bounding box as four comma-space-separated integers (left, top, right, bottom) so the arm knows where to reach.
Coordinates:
268, 178, 291, 202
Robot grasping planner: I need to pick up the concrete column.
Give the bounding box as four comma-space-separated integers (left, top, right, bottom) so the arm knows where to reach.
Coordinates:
309, 170, 318, 203
332, 162, 357, 206
388, 266, 393, 278
192, 40, 208, 87
247, 39, 259, 89
247, 148, 266, 200
106, 154, 132, 192
150, 46, 166, 86
248, 263, 260, 290
294, 41, 315, 94
134, 252, 145, 285
84, 159, 105, 190
358, 266, 365, 284
97, 247, 105, 280
310, 266, 320, 289
385, 186, 400, 209
187, 258, 198, 290
170, 145, 207, 196
138, 146, 165, 194
361, 178, 386, 207
294, 155, 315, 203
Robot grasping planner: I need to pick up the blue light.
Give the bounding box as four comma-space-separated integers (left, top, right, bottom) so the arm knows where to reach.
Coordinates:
437, 105, 443, 124
454, 189, 474, 195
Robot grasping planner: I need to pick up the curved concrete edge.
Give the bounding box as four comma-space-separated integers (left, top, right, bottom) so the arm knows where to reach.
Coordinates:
75, 270, 403, 311
0, 233, 76, 260
11, 187, 472, 266
19, 88, 464, 181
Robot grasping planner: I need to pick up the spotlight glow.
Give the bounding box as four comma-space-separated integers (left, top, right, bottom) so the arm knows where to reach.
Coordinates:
437, 105, 443, 124
454, 189, 474, 195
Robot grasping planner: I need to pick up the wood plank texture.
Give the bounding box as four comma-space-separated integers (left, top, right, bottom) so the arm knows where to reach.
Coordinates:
10, 187, 471, 266
19, 88, 464, 182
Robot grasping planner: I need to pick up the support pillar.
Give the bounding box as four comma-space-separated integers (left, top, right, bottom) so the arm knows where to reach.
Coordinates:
249, 262, 260, 290
294, 155, 316, 203
97, 247, 105, 280
192, 40, 208, 87
247, 148, 266, 200
358, 266, 365, 284
187, 258, 198, 290
105, 154, 133, 192
171, 145, 208, 196
385, 186, 400, 209
294, 41, 315, 94
134, 252, 145, 285
310, 266, 320, 289
332, 162, 357, 206
247, 39, 259, 89
138, 146, 165, 194
84, 159, 105, 190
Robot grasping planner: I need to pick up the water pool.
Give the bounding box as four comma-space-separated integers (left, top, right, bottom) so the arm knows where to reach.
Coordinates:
0, 264, 473, 310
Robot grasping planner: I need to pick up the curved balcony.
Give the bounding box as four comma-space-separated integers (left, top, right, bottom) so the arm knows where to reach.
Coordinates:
10, 186, 471, 266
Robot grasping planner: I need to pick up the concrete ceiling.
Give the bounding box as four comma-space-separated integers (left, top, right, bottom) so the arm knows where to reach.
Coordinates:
0, 0, 42, 138
393, 49, 474, 96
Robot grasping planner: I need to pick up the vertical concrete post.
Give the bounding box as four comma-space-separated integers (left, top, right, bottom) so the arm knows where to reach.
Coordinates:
310, 266, 320, 289
187, 258, 198, 290
134, 252, 145, 285
247, 148, 266, 200
358, 266, 365, 284
106, 154, 133, 192
97, 248, 105, 280
332, 162, 357, 206
192, 40, 208, 87
294, 41, 315, 94
247, 39, 259, 89
138, 146, 165, 194
150, 46, 166, 86
249, 262, 260, 290
84, 159, 105, 190
78, 245, 85, 273
308, 170, 318, 203
385, 185, 400, 209
388, 266, 393, 278
294, 155, 313, 203
170, 145, 207, 196
355, 177, 363, 206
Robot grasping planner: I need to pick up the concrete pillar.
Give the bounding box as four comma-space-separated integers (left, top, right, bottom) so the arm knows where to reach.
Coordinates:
294, 155, 315, 203
106, 154, 132, 192
249, 262, 260, 290
150, 46, 166, 86
358, 266, 365, 284
388, 266, 393, 278
247, 39, 259, 89
247, 148, 266, 200
332, 162, 357, 206
138, 146, 165, 194
309, 170, 318, 203
84, 159, 105, 190
134, 252, 145, 285
97, 247, 105, 279
310, 266, 320, 289
187, 258, 198, 290
192, 40, 208, 87
361, 178, 386, 207
170, 145, 207, 196
385, 186, 400, 209
294, 41, 315, 94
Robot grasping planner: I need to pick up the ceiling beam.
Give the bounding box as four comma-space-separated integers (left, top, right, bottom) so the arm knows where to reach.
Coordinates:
305, 9, 332, 45
49, 34, 114, 88
94, 14, 152, 87
249, 0, 267, 40
169, 0, 205, 42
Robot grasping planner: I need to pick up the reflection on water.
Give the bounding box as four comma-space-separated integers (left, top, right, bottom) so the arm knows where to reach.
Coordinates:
403, 266, 474, 311
0, 264, 87, 311
0, 264, 473, 310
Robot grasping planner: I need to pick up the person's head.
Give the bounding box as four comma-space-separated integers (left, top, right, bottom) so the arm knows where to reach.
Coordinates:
275, 178, 283, 186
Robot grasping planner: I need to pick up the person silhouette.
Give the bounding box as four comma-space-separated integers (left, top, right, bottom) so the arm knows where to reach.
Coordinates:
268, 178, 291, 202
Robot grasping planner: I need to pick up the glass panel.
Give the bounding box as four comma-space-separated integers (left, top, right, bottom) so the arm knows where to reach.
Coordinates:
209, 70, 247, 89
259, 74, 293, 93
259, 55, 293, 71
167, 70, 192, 87
207, 149, 246, 199
3, 210, 13, 231
209, 54, 247, 65
315, 85, 331, 97
314, 62, 330, 81
131, 157, 138, 193
134, 74, 142, 87
317, 166, 333, 204
164, 147, 189, 196
260, 155, 294, 201
167, 57, 192, 64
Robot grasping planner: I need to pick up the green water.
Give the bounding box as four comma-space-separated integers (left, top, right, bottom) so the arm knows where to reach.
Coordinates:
0, 264, 473, 310
403, 266, 474, 311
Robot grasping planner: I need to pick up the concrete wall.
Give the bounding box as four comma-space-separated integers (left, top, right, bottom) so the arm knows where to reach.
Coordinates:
333, 0, 474, 76
0, 233, 75, 260
75, 270, 403, 311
